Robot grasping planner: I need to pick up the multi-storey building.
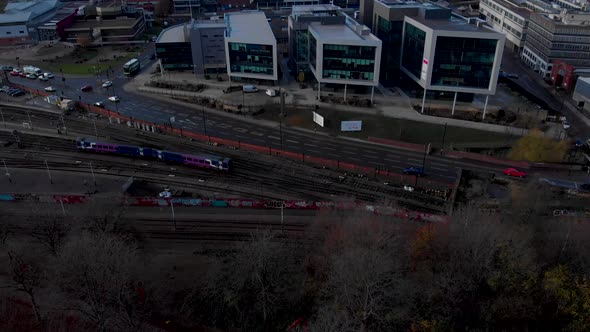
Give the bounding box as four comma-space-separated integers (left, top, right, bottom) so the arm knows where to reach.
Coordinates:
155, 23, 194, 71
308, 14, 382, 100
479, 0, 532, 53
522, 10, 590, 78
190, 21, 227, 75
400, 6, 505, 113
0, 0, 60, 46
288, 4, 344, 81
224, 11, 278, 83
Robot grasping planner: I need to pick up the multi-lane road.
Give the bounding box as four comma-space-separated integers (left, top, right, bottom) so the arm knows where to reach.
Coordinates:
2, 48, 574, 184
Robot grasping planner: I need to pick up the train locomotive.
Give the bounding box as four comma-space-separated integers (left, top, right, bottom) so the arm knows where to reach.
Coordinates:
75, 138, 231, 171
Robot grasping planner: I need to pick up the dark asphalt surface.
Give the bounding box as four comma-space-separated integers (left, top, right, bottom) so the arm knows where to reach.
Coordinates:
4, 46, 582, 185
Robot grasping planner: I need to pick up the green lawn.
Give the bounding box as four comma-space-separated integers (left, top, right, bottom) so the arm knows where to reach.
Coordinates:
33, 48, 137, 76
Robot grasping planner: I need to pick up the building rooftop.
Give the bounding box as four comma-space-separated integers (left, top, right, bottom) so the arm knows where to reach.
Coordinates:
291, 4, 342, 17
376, 0, 424, 8
0, 0, 58, 24
491, 0, 532, 18
309, 20, 381, 44
156, 23, 188, 43
192, 20, 225, 29
224, 11, 275, 44
65, 16, 141, 30
410, 14, 501, 33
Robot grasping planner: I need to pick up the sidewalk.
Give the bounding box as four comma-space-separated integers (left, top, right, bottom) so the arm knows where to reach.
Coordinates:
127, 65, 530, 136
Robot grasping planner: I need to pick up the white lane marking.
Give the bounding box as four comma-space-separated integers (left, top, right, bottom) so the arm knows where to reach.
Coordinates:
305, 143, 317, 147
286, 139, 299, 144
250, 131, 265, 136
268, 135, 280, 140
407, 158, 422, 163
430, 162, 452, 167
234, 127, 247, 132
431, 166, 449, 171
342, 151, 356, 155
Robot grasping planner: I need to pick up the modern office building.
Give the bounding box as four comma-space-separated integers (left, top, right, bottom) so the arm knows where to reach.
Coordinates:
190, 21, 227, 75
155, 23, 194, 71
573, 76, 590, 114
308, 15, 382, 100
522, 11, 590, 78
479, 0, 533, 53
224, 11, 278, 82
288, 4, 345, 81
400, 6, 505, 114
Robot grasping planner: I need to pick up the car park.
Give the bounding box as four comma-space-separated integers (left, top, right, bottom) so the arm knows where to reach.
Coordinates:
94, 101, 105, 108
101, 81, 112, 88
503, 168, 526, 178
44, 86, 56, 92
108, 95, 120, 102
403, 166, 425, 176
81, 85, 93, 92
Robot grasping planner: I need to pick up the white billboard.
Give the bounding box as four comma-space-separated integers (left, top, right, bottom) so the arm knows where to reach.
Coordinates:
341, 120, 362, 132
313, 111, 324, 127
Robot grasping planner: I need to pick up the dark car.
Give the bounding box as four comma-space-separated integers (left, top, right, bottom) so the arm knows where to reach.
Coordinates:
81, 85, 93, 92
10, 90, 25, 97
3, 66, 13, 71
7, 89, 23, 96
403, 166, 425, 177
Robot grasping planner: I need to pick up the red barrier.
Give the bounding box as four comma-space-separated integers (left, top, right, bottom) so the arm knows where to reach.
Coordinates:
444, 150, 530, 169
368, 137, 426, 152
52, 195, 87, 204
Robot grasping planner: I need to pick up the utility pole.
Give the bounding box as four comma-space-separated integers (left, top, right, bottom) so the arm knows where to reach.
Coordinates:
2, 159, 11, 183
89, 161, 96, 186
26, 111, 33, 130
93, 118, 98, 139
170, 199, 176, 231
440, 123, 447, 154
45, 160, 53, 184
0, 107, 5, 128
280, 202, 284, 233
202, 105, 209, 142
279, 88, 284, 151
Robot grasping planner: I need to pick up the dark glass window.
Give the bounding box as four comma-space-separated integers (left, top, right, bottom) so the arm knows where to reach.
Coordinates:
321, 44, 376, 81
376, 17, 403, 82
401, 22, 426, 79
309, 34, 317, 70
228, 42, 274, 76
431, 36, 497, 89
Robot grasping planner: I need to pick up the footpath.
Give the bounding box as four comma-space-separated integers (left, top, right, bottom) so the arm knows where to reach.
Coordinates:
128, 68, 529, 136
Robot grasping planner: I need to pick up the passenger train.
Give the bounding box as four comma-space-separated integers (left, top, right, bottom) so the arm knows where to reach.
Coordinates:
75, 138, 232, 171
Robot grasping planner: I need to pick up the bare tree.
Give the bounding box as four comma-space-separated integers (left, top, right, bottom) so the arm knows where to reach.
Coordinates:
80, 196, 127, 234
53, 232, 144, 331
26, 203, 69, 256
6, 249, 43, 328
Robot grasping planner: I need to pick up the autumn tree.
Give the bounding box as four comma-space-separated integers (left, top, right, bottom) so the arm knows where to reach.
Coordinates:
76, 35, 91, 48
509, 128, 568, 162
155, 0, 171, 18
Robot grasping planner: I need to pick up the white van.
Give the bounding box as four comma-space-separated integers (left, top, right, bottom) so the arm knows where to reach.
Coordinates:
243, 85, 258, 93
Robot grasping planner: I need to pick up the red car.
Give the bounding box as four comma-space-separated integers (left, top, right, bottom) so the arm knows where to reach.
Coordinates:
81, 85, 93, 92
18, 72, 26, 77
503, 168, 526, 178
9, 71, 19, 76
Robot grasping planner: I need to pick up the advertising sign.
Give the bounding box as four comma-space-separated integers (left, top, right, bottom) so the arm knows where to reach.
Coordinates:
313, 111, 324, 127
340, 120, 362, 132
421, 58, 429, 81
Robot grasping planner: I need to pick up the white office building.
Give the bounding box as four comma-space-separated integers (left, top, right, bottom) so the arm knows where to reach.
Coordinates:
224, 11, 278, 82
479, 0, 532, 53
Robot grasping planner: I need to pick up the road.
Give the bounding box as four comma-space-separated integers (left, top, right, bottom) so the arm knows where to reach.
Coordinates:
4, 47, 579, 185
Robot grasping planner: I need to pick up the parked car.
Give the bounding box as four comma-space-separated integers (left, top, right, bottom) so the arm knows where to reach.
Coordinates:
6, 89, 20, 95
243, 85, 258, 93
43, 72, 54, 78
94, 101, 105, 108
101, 81, 112, 88
2, 65, 12, 71
26, 73, 37, 79
265, 89, 277, 97
503, 168, 527, 178
506, 73, 519, 79
18, 72, 26, 77
39, 76, 49, 81
562, 121, 571, 129
108, 95, 120, 102
44, 86, 56, 92
403, 166, 425, 177
81, 85, 93, 92
9, 71, 19, 76
0, 86, 10, 93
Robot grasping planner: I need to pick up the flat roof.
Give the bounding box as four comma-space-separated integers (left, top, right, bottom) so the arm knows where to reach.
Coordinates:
291, 4, 342, 16
0, 12, 32, 24
376, 0, 423, 8
488, 0, 531, 19
225, 11, 275, 45
156, 23, 188, 43
409, 15, 501, 33
192, 20, 225, 29
310, 21, 381, 43
66, 17, 140, 30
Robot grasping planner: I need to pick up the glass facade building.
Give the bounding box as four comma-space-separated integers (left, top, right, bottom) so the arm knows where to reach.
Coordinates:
401, 22, 426, 79
322, 44, 376, 81
228, 42, 274, 76
155, 42, 194, 70
375, 17, 404, 82
431, 36, 497, 89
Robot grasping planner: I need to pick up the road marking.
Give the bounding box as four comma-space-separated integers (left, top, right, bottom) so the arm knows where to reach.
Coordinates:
305, 143, 317, 147
431, 166, 448, 171
408, 158, 422, 163
250, 131, 265, 136
268, 135, 280, 140
367, 161, 381, 165
385, 156, 400, 162
218, 124, 232, 129
234, 127, 247, 132
430, 162, 451, 167
366, 155, 378, 159
286, 139, 299, 144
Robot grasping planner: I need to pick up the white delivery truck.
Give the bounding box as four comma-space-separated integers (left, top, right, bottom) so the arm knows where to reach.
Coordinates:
23, 65, 43, 76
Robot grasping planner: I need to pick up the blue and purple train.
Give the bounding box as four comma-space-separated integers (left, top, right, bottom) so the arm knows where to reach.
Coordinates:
75, 138, 232, 171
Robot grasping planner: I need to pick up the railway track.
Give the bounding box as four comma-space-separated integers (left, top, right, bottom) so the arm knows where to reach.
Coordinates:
0, 106, 451, 211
